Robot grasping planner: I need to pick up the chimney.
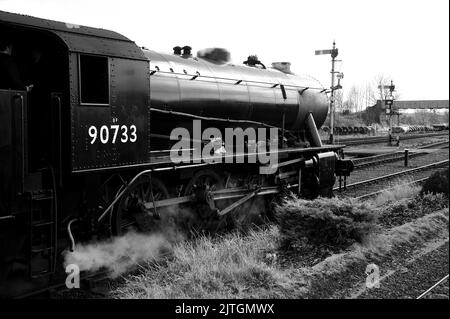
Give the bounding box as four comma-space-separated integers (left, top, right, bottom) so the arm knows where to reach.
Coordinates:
173, 46, 182, 55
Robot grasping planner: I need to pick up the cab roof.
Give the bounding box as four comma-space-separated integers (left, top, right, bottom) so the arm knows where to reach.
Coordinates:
0, 10, 147, 60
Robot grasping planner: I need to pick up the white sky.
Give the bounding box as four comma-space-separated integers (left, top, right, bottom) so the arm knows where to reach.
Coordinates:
1, 0, 449, 101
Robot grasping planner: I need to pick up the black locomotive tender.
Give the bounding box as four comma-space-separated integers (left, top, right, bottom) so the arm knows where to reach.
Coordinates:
0, 10, 353, 297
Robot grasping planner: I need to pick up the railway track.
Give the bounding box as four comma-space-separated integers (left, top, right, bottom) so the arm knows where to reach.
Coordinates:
351, 150, 426, 169
325, 132, 449, 146
334, 160, 449, 194
417, 274, 449, 299
350, 140, 448, 169
417, 140, 450, 149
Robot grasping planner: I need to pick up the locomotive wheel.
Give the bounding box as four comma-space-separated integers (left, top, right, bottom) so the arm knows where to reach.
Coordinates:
111, 175, 169, 236
183, 169, 228, 232
184, 169, 224, 197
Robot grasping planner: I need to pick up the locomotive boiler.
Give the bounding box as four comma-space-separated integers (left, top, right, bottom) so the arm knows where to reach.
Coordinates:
0, 10, 353, 297
145, 47, 329, 132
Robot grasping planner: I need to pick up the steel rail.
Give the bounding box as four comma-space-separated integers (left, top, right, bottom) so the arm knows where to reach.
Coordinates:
325, 132, 449, 146
333, 160, 449, 192
417, 274, 449, 299
351, 151, 426, 169
417, 140, 449, 149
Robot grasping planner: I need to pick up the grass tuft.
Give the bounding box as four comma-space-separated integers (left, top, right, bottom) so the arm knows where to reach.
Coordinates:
372, 178, 421, 206
377, 192, 449, 228
421, 168, 449, 196
274, 195, 377, 252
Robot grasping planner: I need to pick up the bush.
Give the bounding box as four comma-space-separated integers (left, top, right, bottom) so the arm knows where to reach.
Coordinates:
420, 169, 449, 196
275, 196, 376, 251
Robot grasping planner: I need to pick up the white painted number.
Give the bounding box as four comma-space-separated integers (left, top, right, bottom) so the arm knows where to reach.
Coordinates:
87, 124, 138, 145
88, 126, 97, 144
100, 125, 109, 144
111, 125, 120, 144
120, 125, 128, 143
130, 125, 137, 142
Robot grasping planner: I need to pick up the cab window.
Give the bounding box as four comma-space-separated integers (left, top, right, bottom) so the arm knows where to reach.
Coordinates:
79, 55, 109, 105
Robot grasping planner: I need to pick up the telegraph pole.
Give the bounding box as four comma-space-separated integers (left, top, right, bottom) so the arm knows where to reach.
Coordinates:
316, 41, 339, 144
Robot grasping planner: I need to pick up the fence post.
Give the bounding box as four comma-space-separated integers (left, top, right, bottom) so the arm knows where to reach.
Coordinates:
404, 149, 409, 167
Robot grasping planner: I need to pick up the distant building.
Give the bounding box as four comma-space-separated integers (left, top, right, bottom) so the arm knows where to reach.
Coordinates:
391, 100, 449, 110
365, 100, 449, 124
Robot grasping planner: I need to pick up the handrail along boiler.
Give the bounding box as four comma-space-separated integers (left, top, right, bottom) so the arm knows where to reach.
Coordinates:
0, 10, 353, 297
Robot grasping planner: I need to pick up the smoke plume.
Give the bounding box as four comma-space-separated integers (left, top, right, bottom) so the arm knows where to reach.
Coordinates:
63, 232, 172, 278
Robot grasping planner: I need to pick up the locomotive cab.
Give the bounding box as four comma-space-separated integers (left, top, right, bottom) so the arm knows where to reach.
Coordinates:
0, 24, 68, 212
1, 10, 152, 296
0, 23, 70, 295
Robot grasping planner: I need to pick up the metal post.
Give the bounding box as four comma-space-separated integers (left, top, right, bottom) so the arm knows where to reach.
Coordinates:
298, 169, 302, 195
329, 41, 337, 145
281, 112, 285, 149
388, 116, 392, 146
404, 149, 409, 167
338, 149, 343, 192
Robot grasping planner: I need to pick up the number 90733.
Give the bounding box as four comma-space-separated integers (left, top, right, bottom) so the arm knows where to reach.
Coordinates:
88, 125, 137, 144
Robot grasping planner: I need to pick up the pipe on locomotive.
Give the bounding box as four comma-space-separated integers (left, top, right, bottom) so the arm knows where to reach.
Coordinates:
67, 219, 78, 252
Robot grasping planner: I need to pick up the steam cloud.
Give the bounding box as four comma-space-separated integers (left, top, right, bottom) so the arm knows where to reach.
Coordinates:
62, 197, 271, 278
63, 232, 173, 278
63, 206, 194, 277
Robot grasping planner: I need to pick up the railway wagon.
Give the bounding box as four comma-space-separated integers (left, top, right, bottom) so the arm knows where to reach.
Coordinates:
0, 10, 353, 297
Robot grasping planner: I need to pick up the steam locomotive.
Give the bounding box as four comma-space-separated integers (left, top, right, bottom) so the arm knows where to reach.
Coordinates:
0, 10, 353, 297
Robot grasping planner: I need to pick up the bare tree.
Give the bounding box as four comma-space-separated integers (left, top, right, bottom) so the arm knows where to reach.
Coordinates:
345, 85, 366, 113
334, 90, 344, 112
364, 83, 376, 107
371, 73, 401, 103
342, 75, 401, 115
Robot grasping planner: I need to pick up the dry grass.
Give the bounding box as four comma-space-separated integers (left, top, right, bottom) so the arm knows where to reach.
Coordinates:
376, 189, 449, 228
275, 195, 377, 251
110, 226, 303, 299
372, 178, 421, 206
109, 193, 448, 299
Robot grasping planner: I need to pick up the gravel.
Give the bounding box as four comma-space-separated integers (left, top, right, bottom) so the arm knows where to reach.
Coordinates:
358, 242, 449, 299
